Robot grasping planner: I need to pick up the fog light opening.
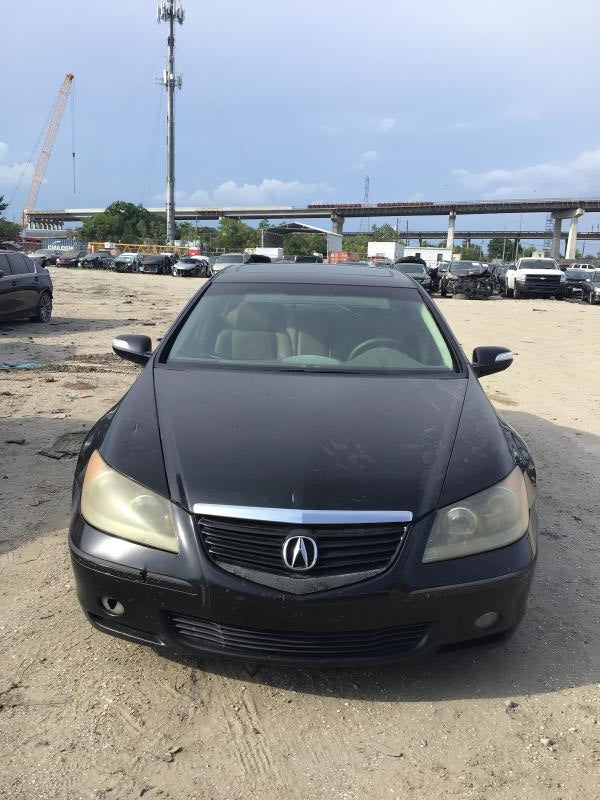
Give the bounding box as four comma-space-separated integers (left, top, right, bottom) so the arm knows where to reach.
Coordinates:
474, 611, 501, 630
101, 596, 125, 616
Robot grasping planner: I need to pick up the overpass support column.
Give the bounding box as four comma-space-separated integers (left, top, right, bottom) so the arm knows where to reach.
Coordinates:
565, 208, 584, 260
331, 214, 345, 236
551, 215, 562, 259
446, 211, 456, 252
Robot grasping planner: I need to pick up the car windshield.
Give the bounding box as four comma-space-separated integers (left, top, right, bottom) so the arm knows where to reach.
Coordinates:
118, 255, 134, 261
449, 261, 485, 274
519, 259, 557, 270
566, 269, 587, 278
593, 272, 600, 282
60, 250, 79, 257
395, 263, 427, 276
215, 254, 244, 263
165, 283, 456, 374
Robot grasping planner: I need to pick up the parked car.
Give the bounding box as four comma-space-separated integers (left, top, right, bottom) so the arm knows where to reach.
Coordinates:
30, 249, 62, 267
440, 261, 494, 299
580, 270, 600, 304
490, 264, 511, 294
0, 241, 23, 251
138, 254, 172, 275
505, 257, 566, 299
210, 252, 249, 275
571, 262, 598, 272
291, 254, 323, 263
172, 256, 210, 277
55, 249, 88, 267
79, 252, 114, 270
564, 268, 591, 297
393, 260, 432, 292
0, 250, 53, 323
113, 253, 142, 273
70, 263, 538, 664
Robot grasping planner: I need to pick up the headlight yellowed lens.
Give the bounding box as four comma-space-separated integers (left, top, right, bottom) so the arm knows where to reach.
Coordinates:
81, 450, 179, 553
423, 467, 529, 563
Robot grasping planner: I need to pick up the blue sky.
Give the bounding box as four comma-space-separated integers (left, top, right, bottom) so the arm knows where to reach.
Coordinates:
2, 0, 600, 243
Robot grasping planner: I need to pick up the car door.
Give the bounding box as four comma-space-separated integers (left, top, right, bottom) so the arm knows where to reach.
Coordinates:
8, 253, 38, 315
0, 253, 16, 320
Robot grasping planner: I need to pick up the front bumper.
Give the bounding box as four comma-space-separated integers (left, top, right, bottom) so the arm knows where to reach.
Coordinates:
69, 507, 537, 665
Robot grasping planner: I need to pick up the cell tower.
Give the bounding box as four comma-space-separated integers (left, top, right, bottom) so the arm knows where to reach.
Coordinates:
157, 1, 184, 244
359, 175, 370, 232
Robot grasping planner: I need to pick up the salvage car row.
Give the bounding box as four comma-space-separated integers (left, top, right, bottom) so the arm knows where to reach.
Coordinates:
29, 248, 211, 278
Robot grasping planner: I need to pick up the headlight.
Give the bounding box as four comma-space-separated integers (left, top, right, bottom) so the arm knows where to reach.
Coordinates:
594, 287, 600, 294
560, 273, 566, 282
423, 467, 529, 563
81, 450, 179, 553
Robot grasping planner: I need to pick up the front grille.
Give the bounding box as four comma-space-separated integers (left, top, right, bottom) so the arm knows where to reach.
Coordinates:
196, 515, 407, 578
170, 614, 429, 659
524, 274, 561, 292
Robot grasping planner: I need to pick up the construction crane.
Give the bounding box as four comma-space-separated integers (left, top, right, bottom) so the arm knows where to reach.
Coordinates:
22, 73, 74, 227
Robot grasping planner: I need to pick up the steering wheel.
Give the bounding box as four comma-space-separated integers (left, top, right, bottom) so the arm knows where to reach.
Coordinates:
348, 338, 402, 361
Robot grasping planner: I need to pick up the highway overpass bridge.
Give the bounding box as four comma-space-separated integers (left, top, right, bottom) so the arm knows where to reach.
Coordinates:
24, 197, 600, 259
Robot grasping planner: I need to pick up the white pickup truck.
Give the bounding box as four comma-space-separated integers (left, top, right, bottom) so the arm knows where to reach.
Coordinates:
505, 257, 566, 299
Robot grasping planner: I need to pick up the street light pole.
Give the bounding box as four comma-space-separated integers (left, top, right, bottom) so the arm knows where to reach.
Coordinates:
157, 1, 184, 245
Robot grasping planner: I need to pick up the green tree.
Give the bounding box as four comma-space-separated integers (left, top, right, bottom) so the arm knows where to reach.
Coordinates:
459, 243, 484, 260
283, 233, 327, 256
487, 237, 511, 261
0, 195, 21, 238
77, 201, 167, 244
370, 223, 402, 242
214, 218, 259, 251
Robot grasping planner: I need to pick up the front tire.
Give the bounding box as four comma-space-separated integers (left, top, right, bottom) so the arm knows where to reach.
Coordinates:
589, 291, 597, 305
31, 290, 52, 323
505, 285, 514, 298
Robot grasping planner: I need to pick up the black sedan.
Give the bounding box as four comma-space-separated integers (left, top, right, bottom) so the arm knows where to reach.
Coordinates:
30, 248, 62, 267
565, 268, 591, 298
172, 256, 210, 277
139, 254, 172, 275
69, 263, 538, 664
0, 249, 53, 323
79, 252, 114, 269
393, 260, 432, 292
580, 270, 600, 304
55, 249, 88, 267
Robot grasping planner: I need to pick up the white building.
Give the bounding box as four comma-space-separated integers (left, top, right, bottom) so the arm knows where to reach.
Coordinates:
403, 246, 453, 269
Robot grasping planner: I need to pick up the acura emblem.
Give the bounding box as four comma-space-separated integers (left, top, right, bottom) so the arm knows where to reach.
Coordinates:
282, 535, 318, 571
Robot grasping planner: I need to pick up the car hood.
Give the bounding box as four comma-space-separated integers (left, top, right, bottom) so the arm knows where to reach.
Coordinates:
153, 368, 469, 518
517, 269, 562, 276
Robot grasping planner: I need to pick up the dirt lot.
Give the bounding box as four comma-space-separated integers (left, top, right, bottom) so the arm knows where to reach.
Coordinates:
1, 268, 599, 800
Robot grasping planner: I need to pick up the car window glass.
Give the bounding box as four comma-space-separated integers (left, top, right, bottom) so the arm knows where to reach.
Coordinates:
0, 253, 11, 274
7, 254, 29, 274
166, 283, 457, 374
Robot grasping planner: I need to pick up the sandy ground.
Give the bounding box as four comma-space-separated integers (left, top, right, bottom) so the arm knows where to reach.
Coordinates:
0, 269, 599, 800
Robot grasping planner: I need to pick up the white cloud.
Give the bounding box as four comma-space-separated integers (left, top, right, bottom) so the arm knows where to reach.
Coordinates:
0, 142, 34, 192
452, 146, 600, 198
356, 150, 378, 169
173, 178, 335, 206
371, 117, 396, 134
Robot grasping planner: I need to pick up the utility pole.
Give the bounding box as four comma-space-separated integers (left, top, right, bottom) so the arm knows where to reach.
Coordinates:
157, 1, 184, 244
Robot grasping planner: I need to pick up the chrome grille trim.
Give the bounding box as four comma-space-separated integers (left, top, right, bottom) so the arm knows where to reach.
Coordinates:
191, 504, 413, 525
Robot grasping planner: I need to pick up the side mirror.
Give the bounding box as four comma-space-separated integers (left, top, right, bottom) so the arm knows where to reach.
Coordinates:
471, 346, 513, 378
112, 334, 152, 366
0, 269, 5, 278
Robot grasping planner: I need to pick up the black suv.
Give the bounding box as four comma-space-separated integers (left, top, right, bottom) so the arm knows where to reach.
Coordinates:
0, 250, 53, 323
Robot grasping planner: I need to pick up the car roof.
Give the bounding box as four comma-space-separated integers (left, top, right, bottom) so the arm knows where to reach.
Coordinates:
212, 262, 416, 287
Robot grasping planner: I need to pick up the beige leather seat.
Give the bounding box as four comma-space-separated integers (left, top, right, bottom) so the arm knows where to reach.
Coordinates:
215, 303, 293, 361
